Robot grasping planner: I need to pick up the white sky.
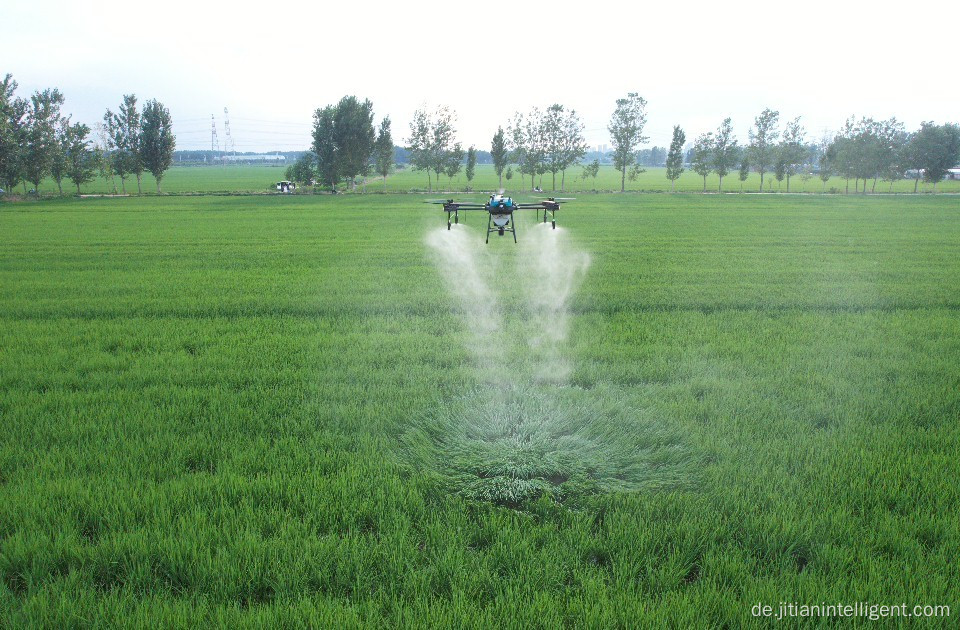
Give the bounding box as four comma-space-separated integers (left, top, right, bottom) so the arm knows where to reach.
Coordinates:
3, 0, 956, 152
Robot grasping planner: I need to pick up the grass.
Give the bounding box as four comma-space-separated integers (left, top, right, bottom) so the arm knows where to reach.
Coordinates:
19, 163, 960, 196
1, 193, 959, 626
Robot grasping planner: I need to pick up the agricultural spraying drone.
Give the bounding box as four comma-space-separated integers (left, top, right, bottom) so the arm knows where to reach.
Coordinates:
427, 193, 573, 243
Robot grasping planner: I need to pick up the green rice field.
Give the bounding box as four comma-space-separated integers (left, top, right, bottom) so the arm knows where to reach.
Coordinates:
1, 193, 958, 626
21, 163, 960, 196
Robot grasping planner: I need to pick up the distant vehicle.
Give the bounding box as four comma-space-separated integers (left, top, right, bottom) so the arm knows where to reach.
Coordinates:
276, 181, 296, 193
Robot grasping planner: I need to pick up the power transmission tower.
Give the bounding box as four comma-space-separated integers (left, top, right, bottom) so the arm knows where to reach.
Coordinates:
223, 107, 236, 156
210, 114, 220, 163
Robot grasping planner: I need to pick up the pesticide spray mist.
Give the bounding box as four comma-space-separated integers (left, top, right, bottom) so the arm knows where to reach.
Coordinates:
413, 220, 691, 506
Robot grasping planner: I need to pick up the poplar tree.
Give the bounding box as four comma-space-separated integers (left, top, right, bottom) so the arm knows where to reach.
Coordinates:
691, 132, 714, 192
23, 88, 65, 193
713, 118, 737, 192
607, 93, 648, 192
374, 116, 393, 184
139, 99, 175, 193
490, 126, 508, 190
749, 108, 779, 192
465, 145, 476, 186
116, 95, 143, 194
665, 125, 686, 192
65, 122, 96, 193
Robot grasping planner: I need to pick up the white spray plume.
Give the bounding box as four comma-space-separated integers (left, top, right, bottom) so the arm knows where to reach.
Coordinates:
520, 223, 590, 382
425, 225, 502, 371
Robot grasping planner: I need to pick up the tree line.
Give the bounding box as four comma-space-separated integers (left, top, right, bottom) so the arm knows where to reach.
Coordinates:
0, 73, 175, 195
662, 110, 960, 194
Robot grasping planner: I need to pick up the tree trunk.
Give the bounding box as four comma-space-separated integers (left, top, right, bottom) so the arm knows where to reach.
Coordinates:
56, 180, 62, 195
845, 178, 849, 194
156, 179, 162, 193
621, 167, 625, 192
561, 169, 565, 192
552, 171, 556, 191
702, 175, 706, 192
498, 173, 502, 190
718, 175, 723, 192
427, 170, 431, 192
914, 176, 919, 193
120, 176, 127, 195
136, 173, 142, 195
759, 171, 764, 192
871, 177, 877, 193
671, 179, 676, 193
76, 182, 81, 194
786, 174, 790, 193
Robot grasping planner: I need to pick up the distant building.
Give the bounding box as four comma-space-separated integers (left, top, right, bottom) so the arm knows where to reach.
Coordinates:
947, 168, 960, 180
222, 154, 286, 162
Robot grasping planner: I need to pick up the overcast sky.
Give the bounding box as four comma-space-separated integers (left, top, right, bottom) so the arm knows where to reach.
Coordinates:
3, 0, 956, 152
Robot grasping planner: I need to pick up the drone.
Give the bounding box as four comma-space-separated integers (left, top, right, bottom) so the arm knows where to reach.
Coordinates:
427, 193, 573, 243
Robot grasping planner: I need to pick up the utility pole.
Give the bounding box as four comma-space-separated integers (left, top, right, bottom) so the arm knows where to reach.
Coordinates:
223, 107, 236, 157
210, 114, 220, 164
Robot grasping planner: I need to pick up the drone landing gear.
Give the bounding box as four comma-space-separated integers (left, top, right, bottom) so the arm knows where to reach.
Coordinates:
446, 208, 460, 230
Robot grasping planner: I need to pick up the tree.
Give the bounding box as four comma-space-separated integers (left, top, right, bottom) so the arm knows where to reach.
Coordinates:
849, 117, 881, 193
665, 125, 686, 192
713, 118, 737, 192
607, 93, 648, 192
903, 130, 927, 193
581, 159, 600, 188
406, 107, 431, 191
333, 96, 375, 191
23, 88, 65, 193
544, 104, 567, 190
0, 74, 27, 192
773, 153, 787, 191
914, 122, 960, 191
780, 117, 806, 192
738, 155, 750, 192
510, 108, 547, 191
542, 104, 587, 191
505, 165, 513, 182
748, 108, 779, 192
878, 119, 908, 192
65, 122, 96, 193
116, 95, 143, 194
430, 107, 456, 190
691, 132, 714, 192
817, 135, 832, 192
312, 105, 339, 190
828, 118, 857, 193
490, 126, 508, 190
559, 107, 587, 191
139, 99, 175, 193
50, 115, 70, 195
374, 116, 393, 184
102, 109, 125, 193
92, 121, 117, 194
286, 152, 316, 187
465, 145, 476, 186
444, 142, 464, 186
